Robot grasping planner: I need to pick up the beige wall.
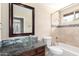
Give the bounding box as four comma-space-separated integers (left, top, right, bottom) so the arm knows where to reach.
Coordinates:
0, 3, 1, 23
1, 3, 9, 40
0, 3, 1, 40
51, 11, 60, 25
1, 3, 56, 40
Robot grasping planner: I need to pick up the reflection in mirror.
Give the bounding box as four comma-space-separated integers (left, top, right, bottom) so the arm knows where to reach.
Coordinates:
13, 17, 24, 34
13, 4, 32, 33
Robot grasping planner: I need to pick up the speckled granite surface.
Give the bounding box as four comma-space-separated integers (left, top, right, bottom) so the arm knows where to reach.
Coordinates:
0, 41, 46, 56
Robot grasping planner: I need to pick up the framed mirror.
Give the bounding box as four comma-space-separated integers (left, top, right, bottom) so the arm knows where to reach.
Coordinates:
9, 3, 35, 37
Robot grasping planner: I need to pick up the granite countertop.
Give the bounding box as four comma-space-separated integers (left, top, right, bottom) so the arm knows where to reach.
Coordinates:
0, 41, 46, 56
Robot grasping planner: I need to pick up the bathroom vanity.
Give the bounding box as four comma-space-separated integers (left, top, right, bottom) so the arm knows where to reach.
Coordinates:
0, 3, 46, 56
0, 40, 46, 56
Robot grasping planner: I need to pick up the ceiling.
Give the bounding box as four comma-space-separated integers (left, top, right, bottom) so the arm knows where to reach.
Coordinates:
41, 3, 72, 11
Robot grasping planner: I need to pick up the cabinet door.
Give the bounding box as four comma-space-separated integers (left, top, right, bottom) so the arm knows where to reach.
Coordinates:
19, 50, 36, 56
19, 46, 46, 56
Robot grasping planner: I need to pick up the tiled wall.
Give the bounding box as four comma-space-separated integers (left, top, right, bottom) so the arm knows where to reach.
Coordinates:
60, 27, 79, 47
51, 26, 79, 47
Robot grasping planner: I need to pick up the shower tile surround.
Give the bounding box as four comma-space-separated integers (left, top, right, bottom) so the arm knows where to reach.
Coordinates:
51, 24, 79, 48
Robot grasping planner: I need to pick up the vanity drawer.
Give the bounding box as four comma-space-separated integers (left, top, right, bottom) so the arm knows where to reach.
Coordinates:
19, 50, 36, 56
36, 46, 45, 53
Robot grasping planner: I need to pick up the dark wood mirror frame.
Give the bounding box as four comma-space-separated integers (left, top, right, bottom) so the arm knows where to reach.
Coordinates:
9, 3, 35, 37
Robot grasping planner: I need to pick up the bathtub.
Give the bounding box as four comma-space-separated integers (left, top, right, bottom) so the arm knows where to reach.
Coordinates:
59, 43, 79, 56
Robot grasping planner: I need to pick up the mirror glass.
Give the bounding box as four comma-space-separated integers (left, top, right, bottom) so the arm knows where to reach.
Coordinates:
13, 4, 32, 34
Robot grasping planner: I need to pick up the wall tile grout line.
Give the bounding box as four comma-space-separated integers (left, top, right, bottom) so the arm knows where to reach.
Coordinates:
51, 24, 79, 28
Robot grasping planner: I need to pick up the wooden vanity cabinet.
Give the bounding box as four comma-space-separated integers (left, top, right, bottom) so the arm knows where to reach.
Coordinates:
19, 46, 45, 56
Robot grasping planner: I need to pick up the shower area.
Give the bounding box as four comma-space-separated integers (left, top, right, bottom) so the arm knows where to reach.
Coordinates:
50, 3, 79, 56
